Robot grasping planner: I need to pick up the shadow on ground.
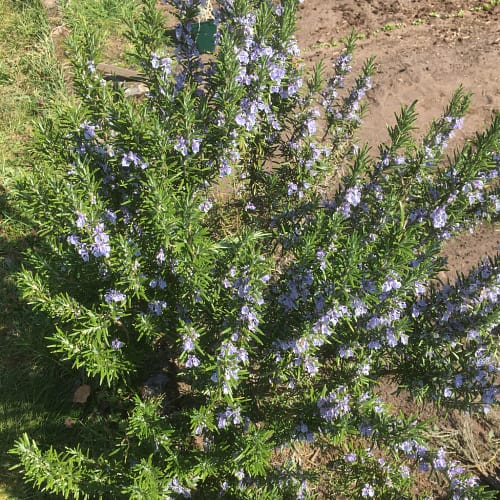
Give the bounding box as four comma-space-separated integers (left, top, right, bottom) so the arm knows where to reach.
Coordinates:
0, 184, 76, 499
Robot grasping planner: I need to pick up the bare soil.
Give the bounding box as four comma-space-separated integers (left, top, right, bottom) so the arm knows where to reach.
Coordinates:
295, 0, 500, 492
296, 0, 500, 274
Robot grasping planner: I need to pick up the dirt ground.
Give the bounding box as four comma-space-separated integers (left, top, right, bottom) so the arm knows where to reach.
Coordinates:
295, 1, 500, 492
296, 0, 500, 274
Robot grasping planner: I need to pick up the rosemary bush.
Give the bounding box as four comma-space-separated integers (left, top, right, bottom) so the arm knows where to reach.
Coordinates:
10, 0, 499, 498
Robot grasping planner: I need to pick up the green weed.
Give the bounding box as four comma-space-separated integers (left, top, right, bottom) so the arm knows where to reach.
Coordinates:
381, 23, 397, 32
59, 0, 140, 63
309, 40, 339, 50
471, 0, 500, 11
60, 0, 138, 31
0, 14, 62, 167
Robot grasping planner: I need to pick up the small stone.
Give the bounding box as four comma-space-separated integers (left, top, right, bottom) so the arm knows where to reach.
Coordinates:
73, 384, 91, 404
124, 83, 149, 98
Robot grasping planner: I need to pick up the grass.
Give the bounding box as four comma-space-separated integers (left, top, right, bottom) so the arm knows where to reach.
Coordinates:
0, 0, 69, 494
0, 1, 64, 170
59, 0, 139, 64
60, 0, 138, 31
0, 0, 140, 497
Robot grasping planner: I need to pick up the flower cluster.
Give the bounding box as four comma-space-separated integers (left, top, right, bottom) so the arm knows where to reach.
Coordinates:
317, 385, 351, 422
67, 212, 111, 261
216, 405, 242, 429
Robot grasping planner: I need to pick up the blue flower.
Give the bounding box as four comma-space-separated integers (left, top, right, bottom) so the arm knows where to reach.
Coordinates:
156, 248, 165, 265
381, 274, 401, 293
75, 211, 87, 228
216, 406, 241, 429
148, 300, 167, 316
91, 223, 110, 258
111, 338, 124, 350
150, 52, 159, 69
81, 121, 96, 140
78, 246, 89, 262
121, 151, 139, 167
305, 118, 316, 135
104, 289, 126, 304
269, 64, 285, 83
433, 448, 447, 470
186, 355, 200, 368
174, 137, 188, 157
430, 206, 447, 229
191, 138, 201, 154
67, 234, 80, 246
199, 199, 213, 212
361, 484, 374, 497
345, 185, 361, 206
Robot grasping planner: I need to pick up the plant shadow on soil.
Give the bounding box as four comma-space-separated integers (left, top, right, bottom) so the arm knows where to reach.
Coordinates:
0, 185, 78, 499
